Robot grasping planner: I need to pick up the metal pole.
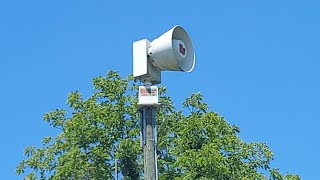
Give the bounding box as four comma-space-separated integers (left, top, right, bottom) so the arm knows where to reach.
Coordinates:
140, 106, 157, 180
115, 158, 118, 180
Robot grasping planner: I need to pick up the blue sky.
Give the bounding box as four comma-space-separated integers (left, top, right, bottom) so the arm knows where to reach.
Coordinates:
1, 0, 319, 179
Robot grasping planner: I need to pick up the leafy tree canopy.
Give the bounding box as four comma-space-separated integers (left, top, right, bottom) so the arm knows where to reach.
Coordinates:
17, 71, 300, 180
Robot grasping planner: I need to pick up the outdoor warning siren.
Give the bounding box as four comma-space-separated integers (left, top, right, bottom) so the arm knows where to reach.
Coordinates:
133, 25, 195, 85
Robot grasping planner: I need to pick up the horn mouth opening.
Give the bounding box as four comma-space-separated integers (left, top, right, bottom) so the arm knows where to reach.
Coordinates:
171, 26, 195, 72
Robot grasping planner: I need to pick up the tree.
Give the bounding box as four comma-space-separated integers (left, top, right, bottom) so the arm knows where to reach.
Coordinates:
17, 71, 300, 180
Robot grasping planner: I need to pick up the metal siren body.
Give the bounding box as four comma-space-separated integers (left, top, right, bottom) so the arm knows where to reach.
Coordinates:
133, 25, 195, 85
148, 26, 195, 72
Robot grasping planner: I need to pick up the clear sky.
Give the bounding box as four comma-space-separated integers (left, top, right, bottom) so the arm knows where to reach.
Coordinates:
1, 0, 319, 179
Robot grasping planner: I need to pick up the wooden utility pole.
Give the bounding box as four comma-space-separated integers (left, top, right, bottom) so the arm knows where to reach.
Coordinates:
143, 107, 157, 180
138, 85, 159, 180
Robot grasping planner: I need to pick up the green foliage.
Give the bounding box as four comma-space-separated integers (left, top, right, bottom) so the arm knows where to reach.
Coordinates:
17, 71, 300, 180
